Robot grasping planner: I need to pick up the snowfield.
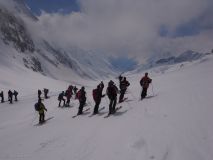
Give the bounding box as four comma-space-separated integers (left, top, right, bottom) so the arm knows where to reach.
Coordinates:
0, 56, 213, 160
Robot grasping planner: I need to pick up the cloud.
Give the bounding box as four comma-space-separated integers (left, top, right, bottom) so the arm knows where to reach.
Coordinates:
25, 0, 213, 60
0, 0, 17, 10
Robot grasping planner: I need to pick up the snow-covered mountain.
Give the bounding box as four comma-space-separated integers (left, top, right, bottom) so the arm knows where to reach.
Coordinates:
133, 50, 213, 74
0, 1, 213, 160
0, 0, 37, 20
0, 0, 117, 82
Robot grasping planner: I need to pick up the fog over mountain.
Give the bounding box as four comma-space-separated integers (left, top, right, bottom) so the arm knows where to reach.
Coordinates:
0, 0, 212, 80
25, 0, 213, 61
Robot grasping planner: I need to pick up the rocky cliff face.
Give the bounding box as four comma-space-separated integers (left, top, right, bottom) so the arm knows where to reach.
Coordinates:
0, 1, 117, 80
0, 8, 35, 53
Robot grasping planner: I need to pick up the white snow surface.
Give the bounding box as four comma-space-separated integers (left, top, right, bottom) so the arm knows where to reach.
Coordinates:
0, 56, 213, 160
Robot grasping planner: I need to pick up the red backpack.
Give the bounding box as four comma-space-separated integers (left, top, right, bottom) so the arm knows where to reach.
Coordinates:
76, 90, 81, 99
92, 89, 98, 101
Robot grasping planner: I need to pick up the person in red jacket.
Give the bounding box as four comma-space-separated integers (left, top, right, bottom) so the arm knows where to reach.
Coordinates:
140, 72, 152, 100
65, 89, 72, 107
93, 85, 105, 114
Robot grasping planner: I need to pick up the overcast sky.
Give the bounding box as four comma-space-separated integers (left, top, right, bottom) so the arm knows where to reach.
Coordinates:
23, 0, 213, 60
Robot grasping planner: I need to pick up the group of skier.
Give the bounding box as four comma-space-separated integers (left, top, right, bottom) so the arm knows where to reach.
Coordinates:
34, 72, 152, 124
0, 90, 18, 104
58, 85, 78, 107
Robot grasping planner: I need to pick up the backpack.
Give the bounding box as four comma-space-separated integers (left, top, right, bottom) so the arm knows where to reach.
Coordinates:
76, 90, 81, 99
107, 85, 117, 98
58, 92, 64, 100
92, 89, 98, 101
34, 103, 40, 111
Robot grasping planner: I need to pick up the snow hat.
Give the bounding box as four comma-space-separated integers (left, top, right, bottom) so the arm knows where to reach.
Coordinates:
108, 80, 114, 85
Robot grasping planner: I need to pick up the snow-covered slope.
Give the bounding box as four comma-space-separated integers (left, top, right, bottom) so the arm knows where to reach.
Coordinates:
0, 0, 117, 81
0, 52, 212, 160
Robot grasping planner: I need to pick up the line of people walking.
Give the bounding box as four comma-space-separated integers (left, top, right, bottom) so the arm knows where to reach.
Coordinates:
0, 90, 18, 104
61, 72, 151, 116
58, 85, 78, 107
33, 72, 152, 124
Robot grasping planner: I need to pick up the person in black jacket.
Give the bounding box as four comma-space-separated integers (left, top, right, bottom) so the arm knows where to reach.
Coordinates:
43, 88, 49, 99
13, 90, 18, 101
73, 86, 78, 99
119, 77, 130, 103
58, 91, 65, 107
8, 90, 13, 104
38, 89, 42, 100
93, 85, 105, 114
106, 80, 118, 114
77, 87, 86, 115
98, 81, 104, 94
0, 91, 4, 103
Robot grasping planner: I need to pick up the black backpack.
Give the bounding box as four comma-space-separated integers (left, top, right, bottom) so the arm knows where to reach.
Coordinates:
58, 93, 63, 100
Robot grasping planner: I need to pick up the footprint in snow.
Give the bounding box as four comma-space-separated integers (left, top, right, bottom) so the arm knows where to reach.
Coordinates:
132, 138, 146, 150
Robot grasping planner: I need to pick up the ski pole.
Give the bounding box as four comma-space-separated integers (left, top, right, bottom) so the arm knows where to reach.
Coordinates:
151, 83, 155, 96
139, 87, 142, 101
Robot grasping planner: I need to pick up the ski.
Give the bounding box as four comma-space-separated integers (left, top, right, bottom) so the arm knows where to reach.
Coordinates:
64, 104, 73, 108
34, 116, 54, 126
119, 97, 128, 103
72, 108, 90, 118
88, 107, 105, 117
104, 106, 122, 118
139, 95, 157, 101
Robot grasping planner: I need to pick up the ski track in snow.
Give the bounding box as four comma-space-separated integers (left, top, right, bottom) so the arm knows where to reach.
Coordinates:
0, 57, 213, 160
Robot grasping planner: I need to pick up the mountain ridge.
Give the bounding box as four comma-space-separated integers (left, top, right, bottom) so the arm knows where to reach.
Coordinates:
0, 1, 118, 81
